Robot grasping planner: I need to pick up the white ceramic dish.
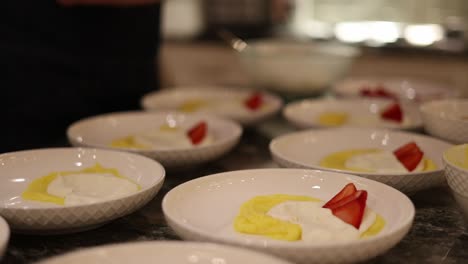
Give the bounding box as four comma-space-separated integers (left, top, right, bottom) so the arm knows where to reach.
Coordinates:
283, 98, 422, 131
0, 148, 165, 234
163, 168, 414, 264
141, 87, 283, 126
270, 127, 452, 193
443, 144, 468, 221
37, 241, 293, 264
67, 111, 242, 169
443, 144, 468, 195
238, 40, 359, 95
0, 216, 9, 261
332, 77, 460, 103
420, 99, 468, 144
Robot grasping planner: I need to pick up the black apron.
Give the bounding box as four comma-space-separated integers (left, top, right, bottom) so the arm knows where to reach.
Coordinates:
0, 1, 161, 152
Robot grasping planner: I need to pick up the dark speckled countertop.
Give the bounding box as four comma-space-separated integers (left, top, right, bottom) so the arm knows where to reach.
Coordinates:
1, 120, 468, 264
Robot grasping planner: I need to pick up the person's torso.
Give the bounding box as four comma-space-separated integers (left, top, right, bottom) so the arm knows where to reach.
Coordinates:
1, 0, 160, 63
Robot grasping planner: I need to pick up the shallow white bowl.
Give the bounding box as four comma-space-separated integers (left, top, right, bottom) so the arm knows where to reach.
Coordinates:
420, 99, 468, 144
37, 241, 293, 264
270, 127, 452, 193
67, 111, 242, 169
443, 144, 468, 195
141, 87, 283, 126
283, 98, 422, 131
443, 144, 468, 222
0, 148, 165, 234
238, 40, 359, 95
332, 77, 460, 103
162, 168, 414, 264
0, 216, 9, 261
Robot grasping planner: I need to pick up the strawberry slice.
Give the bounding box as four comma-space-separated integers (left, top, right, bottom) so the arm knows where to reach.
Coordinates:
187, 121, 207, 145
323, 183, 357, 209
380, 102, 403, 123
327, 190, 368, 229
393, 142, 424, 172
244, 92, 263, 110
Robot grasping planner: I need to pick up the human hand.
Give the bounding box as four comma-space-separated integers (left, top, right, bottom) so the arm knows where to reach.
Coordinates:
57, 0, 159, 6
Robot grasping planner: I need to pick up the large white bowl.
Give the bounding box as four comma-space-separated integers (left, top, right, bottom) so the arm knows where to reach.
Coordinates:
238, 40, 359, 95
67, 111, 242, 169
332, 77, 460, 103
162, 169, 414, 264
141, 87, 283, 126
37, 241, 293, 264
420, 99, 468, 144
0, 216, 9, 261
283, 98, 422, 131
0, 148, 165, 234
270, 127, 452, 193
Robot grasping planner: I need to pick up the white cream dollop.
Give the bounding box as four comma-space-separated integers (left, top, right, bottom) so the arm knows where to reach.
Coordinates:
133, 127, 213, 149
345, 151, 424, 173
47, 173, 139, 206
267, 201, 376, 242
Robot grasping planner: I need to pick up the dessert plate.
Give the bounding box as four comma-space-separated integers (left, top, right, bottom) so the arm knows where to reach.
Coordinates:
332, 77, 460, 103
163, 168, 414, 264
0, 148, 165, 234
67, 111, 242, 169
270, 127, 452, 193
141, 87, 283, 125
38, 241, 293, 264
0, 216, 9, 260
283, 98, 422, 131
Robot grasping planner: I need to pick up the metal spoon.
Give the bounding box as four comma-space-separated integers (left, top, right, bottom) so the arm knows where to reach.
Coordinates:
217, 29, 248, 52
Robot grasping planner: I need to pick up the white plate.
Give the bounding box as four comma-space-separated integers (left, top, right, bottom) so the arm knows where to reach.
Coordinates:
67, 111, 242, 169
332, 77, 460, 103
0, 216, 9, 261
163, 168, 414, 264
420, 99, 468, 144
141, 87, 283, 125
0, 148, 165, 234
283, 98, 422, 130
270, 127, 453, 193
37, 241, 293, 264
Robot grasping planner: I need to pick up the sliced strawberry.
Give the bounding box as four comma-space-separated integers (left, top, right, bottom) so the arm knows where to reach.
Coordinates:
393, 142, 419, 157
323, 183, 357, 209
327, 190, 368, 229
393, 142, 424, 171
380, 102, 403, 123
244, 92, 263, 110
187, 121, 207, 145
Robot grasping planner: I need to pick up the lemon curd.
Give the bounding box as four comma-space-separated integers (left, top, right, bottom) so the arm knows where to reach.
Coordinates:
178, 99, 209, 113
234, 194, 385, 242
22, 163, 140, 206
320, 149, 437, 173
317, 112, 349, 127
445, 145, 468, 169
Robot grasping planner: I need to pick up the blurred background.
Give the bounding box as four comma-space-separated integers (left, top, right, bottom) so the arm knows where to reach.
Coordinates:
159, 0, 468, 96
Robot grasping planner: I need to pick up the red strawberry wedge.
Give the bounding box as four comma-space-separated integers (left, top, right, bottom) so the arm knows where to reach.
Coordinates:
393, 142, 424, 172
327, 190, 368, 229
323, 183, 357, 209
245, 92, 263, 110
380, 102, 403, 123
187, 121, 207, 145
